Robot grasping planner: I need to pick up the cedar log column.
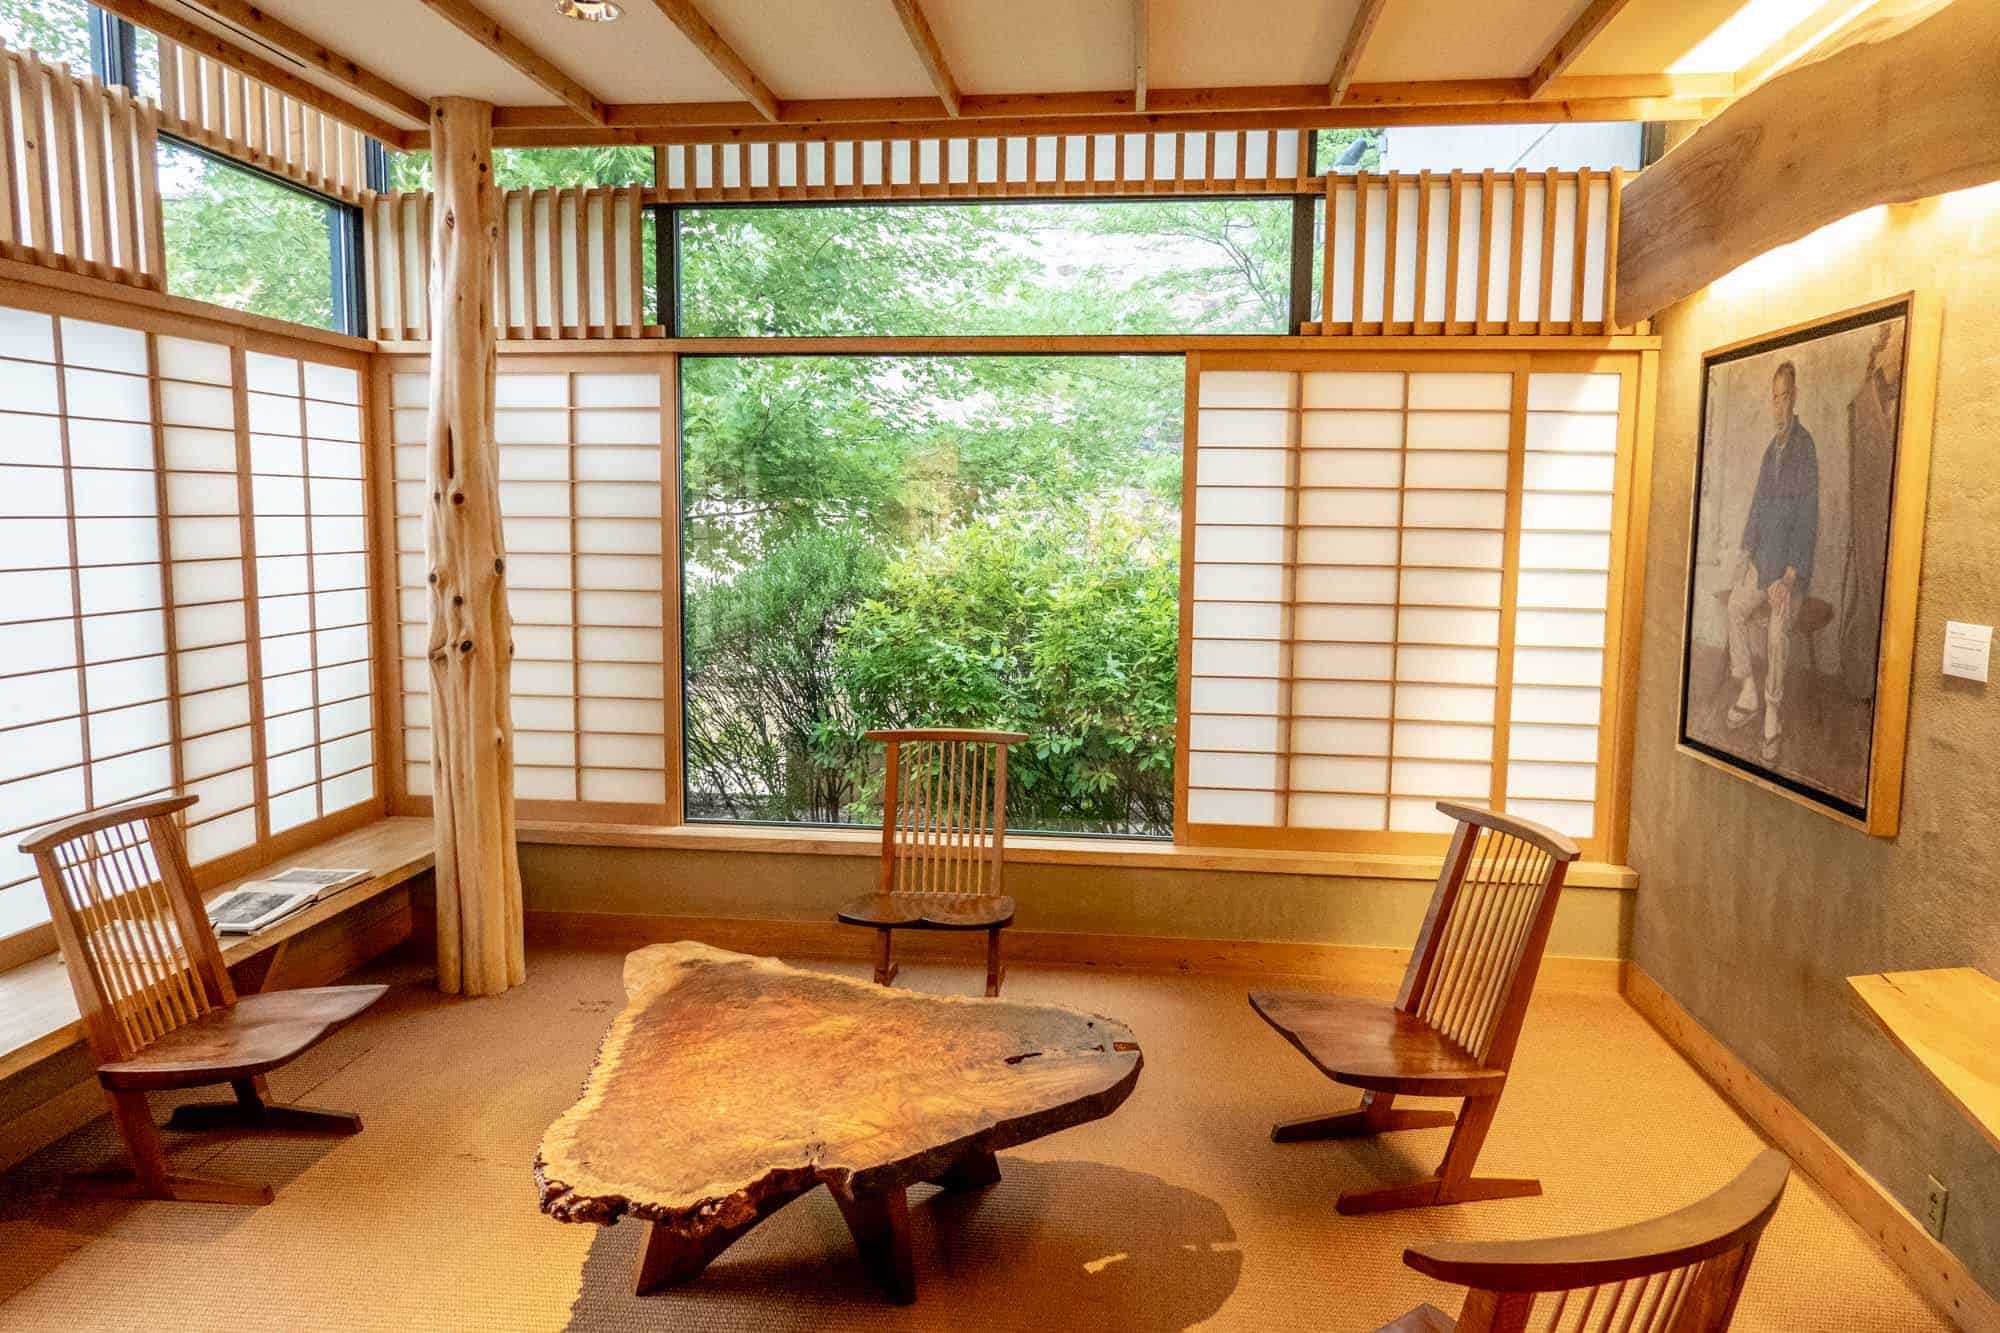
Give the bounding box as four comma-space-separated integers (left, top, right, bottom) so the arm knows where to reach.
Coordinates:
424, 97, 524, 996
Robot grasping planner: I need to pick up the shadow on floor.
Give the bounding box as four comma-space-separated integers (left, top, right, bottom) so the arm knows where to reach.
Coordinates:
564, 1157, 1242, 1333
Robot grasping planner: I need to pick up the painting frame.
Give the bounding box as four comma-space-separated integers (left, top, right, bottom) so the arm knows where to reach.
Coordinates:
1675, 291, 1940, 837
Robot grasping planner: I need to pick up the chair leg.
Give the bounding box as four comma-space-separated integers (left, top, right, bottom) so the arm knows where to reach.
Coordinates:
165, 1077, 364, 1135
62, 1088, 273, 1206
872, 928, 898, 987
1271, 1089, 1457, 1143
984, 927, 1004, 997
1333, 1093, 1539, 1215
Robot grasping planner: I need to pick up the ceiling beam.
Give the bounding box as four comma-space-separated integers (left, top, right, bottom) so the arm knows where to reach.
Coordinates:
1618, 0, 1998, 320
481, 94, 1722, 148
645, 0, 781, 122
415, 0, 610, 125
1329, 0, 1393, 104
1526, 0, 1638, 98
888, 0, 960, 117
1133, 0, 1149, 114
483, 74, 1730, 133
89, 0, 411, 143
171, 0, 429, 127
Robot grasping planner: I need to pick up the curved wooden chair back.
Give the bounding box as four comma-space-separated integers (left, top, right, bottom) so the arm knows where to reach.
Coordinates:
872, 728, 1026, 897
20, 793, 232, 1063
1398, 802, 1581, 1069
1399, 1150, 1791, 1332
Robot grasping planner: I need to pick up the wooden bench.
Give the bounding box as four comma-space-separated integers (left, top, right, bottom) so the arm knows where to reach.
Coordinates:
0, 817, 433, 1164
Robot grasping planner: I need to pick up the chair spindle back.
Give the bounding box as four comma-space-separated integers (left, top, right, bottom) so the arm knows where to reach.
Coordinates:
1398, 801, 1580, 1066
21, 794, 231, 1062
1405, 1151, 1791, 1333
872, 729, 1026, 897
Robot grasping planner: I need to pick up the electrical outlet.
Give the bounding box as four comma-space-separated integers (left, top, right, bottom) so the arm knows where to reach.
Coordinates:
1923, 1176, 1949, 1240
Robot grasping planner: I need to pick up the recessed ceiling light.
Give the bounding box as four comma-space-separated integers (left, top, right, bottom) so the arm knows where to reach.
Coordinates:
555, 0, 622, 20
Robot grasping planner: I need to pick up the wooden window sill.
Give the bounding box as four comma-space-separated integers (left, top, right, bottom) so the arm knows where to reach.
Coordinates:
514, 820, 1640, 890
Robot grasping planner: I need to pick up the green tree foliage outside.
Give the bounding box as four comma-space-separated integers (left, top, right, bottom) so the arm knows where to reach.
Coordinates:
158, 142, 338, 330
678, 198, 1294, 834
0, 0, 92, 68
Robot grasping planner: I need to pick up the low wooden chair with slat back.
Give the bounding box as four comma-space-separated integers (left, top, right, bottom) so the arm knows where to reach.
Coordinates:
21, 794, 387, 1205
1377, 1151, 1792, 1333
1251, 800, 1580, 1214
836, 728, 1027, 997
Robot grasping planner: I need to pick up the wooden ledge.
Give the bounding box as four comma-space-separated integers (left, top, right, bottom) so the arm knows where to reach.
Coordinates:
514, 820, 1638, 890
0, 817, 434, 1085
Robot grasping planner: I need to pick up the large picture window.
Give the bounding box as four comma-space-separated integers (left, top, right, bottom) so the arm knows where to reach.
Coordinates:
680, 354, 1182, 835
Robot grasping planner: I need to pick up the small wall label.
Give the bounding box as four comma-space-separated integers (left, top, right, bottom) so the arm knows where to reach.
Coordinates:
1943, 622, 1992, 683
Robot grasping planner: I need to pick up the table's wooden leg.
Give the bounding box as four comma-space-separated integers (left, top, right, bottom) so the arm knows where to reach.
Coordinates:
927, 1149, 1001, 1193
631, 1186, 806, 1295
831, 1183, 915, 1304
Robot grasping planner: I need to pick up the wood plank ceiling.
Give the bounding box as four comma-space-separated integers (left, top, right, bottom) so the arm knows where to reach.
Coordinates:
124, 0, 1851, 148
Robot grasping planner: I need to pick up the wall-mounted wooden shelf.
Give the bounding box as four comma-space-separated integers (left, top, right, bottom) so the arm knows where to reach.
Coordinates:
1848, 967, 2000, 1154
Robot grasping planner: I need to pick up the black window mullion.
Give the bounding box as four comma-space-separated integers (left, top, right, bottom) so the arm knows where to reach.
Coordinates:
87, 7, 137, 90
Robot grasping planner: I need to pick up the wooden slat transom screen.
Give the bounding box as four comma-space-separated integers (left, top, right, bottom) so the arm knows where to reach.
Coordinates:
1310, 170, 1626, 337
0, 296, 381, 951
367, 188, 655, 343
657, 129, 1314, 204
388, 359, 670, 822
1178, 351, 1634, 857
0, 49, 165, 290
154, 37, 370, 204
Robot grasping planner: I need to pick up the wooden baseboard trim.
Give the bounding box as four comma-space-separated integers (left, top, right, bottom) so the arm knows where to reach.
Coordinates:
522, 910, 1625, 993
1622, 964, 1999, 1333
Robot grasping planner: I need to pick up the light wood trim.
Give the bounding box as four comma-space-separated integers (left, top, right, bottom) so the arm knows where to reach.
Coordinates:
645, 0, 781, 122
87, 0, 409, 145
380, 333, 1660, 355
889, 0, 961, 118
524, 908, 1626, 992
483, 94, 1717, 149
172, 0, 428, 127
416, 0, 610, 125
1329, 0, 1394, 105
1616, 0, 2000, 322
1128, 0, 1150, 113
1526, 0, 1638, 99
514, 818, 1637, 888
1623, 965, 2000, 1333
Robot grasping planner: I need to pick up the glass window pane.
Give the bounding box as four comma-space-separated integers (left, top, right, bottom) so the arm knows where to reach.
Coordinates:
388, 146, 655, 192
0, 0, 93, 69
158, 141, 339, 332
681, 354, 1182, 835
677, 200, 1296, 337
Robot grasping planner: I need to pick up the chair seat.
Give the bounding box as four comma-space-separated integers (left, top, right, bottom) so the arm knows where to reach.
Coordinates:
96, 984, 388, 1091
837, 892, 1015, 931
1249, 990, 1506, 1097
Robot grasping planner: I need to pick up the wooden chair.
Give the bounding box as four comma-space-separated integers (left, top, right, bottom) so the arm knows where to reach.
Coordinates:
21, 794, 386, 1205
836, 728, 1026, 997
1378, 1150, 1791, 1332
1251, 800, 1579, 1214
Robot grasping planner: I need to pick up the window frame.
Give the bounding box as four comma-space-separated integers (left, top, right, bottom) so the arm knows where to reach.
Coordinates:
156, 133, 369, 339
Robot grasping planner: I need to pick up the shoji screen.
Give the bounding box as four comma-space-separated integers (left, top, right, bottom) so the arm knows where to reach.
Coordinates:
1180, 352, 1633, 857
0, 299, 380, 951
389, 358, 670, 821
1508, 370, 1628, 840
246, 351, 375, 833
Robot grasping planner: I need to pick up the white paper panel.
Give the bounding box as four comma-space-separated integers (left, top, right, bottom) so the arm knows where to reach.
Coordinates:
1301, 410, 1403, 449
1188, 787, 1281, 826
1290, 792, 1386, 829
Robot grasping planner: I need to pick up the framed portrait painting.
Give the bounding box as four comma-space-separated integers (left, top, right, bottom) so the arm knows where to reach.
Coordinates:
1677, 292, 1939, 836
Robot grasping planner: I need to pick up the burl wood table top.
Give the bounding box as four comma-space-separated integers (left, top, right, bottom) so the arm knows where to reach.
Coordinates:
535, 942, 1143, 1240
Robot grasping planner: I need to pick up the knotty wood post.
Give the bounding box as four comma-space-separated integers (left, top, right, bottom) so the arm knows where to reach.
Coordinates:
425, 96, 524, 996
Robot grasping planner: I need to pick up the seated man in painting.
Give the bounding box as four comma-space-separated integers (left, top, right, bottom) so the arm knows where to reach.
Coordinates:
1726, 360, 1819, 762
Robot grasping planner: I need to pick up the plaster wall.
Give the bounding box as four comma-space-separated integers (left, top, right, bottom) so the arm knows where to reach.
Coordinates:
1630, 181, 2000, 1298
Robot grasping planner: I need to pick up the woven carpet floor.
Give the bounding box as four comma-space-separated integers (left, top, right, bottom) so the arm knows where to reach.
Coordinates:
0, 944, 1956, 1331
